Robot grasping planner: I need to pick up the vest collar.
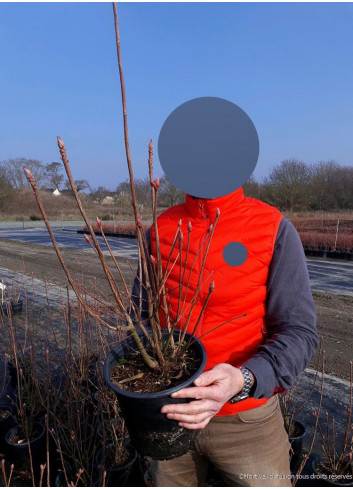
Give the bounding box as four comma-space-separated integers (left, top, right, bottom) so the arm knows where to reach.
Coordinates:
185, 187, 245, 222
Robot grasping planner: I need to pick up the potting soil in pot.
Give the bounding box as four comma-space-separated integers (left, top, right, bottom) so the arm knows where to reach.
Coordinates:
110, 346, 201, 393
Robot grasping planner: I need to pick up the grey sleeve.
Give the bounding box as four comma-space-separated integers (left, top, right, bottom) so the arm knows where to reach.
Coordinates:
244, 218, 319, 399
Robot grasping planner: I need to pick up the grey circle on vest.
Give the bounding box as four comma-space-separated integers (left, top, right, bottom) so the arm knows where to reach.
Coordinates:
223, 241, 248, 267
158, 97, 259, 199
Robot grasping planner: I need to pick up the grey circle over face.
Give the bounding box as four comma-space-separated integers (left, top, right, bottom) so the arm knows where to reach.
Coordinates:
158, 97, 259, 199
223, 242, 248, 268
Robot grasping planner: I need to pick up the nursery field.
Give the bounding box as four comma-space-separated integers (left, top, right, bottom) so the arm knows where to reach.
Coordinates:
288, 211, 353, 255
0, 238, 352, 382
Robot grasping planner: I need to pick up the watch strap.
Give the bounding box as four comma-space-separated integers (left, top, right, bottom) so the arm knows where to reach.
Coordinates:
228, 366, 253, 404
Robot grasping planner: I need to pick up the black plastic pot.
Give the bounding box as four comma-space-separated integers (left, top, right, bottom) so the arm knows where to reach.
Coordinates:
95, 443, 137, 487
312, 458, 353, 487
4, 421, 45, 465
0, 300, 23, 316
103, 331, 207, 460
11, 299, 23, 315
288, 419, 306, 473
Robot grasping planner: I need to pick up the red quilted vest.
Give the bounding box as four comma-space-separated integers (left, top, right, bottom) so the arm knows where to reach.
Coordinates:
150, 188, 283, 416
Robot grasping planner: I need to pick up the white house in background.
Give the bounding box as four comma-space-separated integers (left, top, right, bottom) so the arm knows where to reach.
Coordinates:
44, 187, 61, 196
102, 196, 114, 205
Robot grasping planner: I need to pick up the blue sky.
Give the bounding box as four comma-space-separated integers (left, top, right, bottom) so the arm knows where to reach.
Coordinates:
1, 2, 352, 190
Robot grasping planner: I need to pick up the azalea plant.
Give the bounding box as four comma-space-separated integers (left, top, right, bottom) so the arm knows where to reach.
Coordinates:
23, 3, 242, 380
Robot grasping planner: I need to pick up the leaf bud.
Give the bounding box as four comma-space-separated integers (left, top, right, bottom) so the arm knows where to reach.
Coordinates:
57, 136, 64, 149
23, 167, 33, 179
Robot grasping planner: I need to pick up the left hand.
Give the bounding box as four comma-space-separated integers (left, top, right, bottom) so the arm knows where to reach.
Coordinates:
161, 363, 245, 430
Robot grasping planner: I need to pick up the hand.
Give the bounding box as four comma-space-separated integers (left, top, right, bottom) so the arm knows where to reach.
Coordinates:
161, 363, 246, 430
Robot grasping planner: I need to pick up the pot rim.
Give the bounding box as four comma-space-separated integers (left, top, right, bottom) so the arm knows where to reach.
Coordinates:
103, 331, 207, 399
5, 421, 45, 446
288, 419, 306, 440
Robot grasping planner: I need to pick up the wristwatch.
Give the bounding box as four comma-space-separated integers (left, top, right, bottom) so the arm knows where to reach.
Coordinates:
228, 366, 254, 404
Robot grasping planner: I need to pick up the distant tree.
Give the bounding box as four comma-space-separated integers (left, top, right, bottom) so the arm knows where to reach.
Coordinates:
64, 178, 91, 193
159, 174, 185, 207
263, 159, 312, 211
309, 160, 341, 210
45, 162, 64, 190
116, 178, 151, 207
0, 158, 45, 189
335, 165, 353, 209
116, 180, 131, 195
242, 175, 261, 199
0, 166, 13, 210
90, 186, 115, 202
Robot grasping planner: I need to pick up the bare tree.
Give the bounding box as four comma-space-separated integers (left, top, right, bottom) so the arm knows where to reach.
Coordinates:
263, 159, 312, 211
0, 166, 13, 210
90, 185, 114, 202
0, 158, 45, 189
243, 175, 261, 199
335, 165, 353, 209
116, 178, 151, 207
64, 178, 91, 193
159, 174, 185, 207
45, 162, 64, 190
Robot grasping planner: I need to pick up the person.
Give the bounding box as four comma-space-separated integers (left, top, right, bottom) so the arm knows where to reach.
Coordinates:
132, 186, 319, 487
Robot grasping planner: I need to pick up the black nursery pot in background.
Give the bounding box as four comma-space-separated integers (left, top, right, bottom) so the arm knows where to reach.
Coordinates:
103, 331, 207, 461
312, 457, 353, 487
11, 299, 23, 315
0, 300, 23, 316
289, 420, 306, 473
94, 444, 137, 487
4, 421, 46, 467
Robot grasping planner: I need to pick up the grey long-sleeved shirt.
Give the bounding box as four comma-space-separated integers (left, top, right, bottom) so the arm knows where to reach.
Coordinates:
131, 217, 319, 400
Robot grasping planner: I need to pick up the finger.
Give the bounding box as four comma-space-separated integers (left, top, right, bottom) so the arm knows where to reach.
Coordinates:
166, 411, 211, 424
178, 417, 213, 430
161, 400, 211, 415
171, 385, 221, 401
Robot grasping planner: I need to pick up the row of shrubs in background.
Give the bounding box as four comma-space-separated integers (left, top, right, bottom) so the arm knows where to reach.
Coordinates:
290, 215, 353, 255
82, 214, 353, 255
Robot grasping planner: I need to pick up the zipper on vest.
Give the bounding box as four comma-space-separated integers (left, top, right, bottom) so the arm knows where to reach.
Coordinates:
199, 202, 208, 220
